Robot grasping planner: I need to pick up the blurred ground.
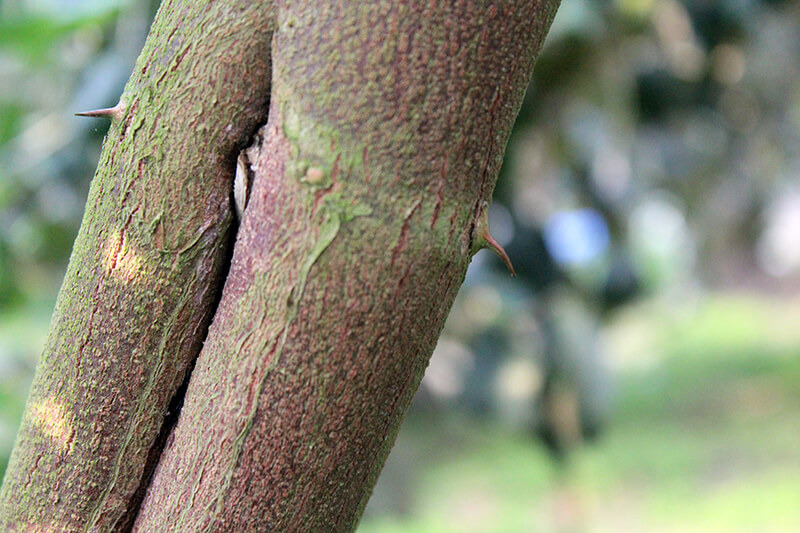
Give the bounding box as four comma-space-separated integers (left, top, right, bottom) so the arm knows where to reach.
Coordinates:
360, 293, 800, 533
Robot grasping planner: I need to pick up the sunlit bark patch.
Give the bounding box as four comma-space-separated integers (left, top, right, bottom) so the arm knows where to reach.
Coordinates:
30, 398, 75, 453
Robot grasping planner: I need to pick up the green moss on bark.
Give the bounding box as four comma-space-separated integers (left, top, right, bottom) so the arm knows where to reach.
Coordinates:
0, 1, 275, 531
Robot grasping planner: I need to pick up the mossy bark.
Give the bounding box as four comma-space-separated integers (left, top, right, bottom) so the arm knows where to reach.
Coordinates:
0, 1, 274, 531
133, 2, 560, 531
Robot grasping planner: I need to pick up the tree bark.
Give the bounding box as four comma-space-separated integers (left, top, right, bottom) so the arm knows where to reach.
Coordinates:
0, 1, 273, 531
133, 2, 560, 531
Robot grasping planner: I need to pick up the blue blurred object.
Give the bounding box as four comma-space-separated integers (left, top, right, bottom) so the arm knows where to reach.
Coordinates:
542, 208, 609, 267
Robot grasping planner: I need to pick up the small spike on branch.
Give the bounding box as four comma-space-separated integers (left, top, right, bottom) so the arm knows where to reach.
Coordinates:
481, 226, 516, 277
473, 201, 516, 277
75, 100, 125, 122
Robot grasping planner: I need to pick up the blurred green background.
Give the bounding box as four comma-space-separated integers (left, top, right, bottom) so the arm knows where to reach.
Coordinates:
2, 1, 800, 531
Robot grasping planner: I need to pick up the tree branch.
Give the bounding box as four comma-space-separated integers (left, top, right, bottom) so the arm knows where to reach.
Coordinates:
133, 1, 560, 531
0, 1, 274, 530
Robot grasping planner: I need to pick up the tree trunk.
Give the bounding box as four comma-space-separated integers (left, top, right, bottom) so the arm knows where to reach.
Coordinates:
134, 2, 560, 531
0, 0, 560, 531
0, 1, 273, 530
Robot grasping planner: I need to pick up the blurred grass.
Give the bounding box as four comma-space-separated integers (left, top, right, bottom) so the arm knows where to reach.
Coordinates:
359, 292, 800, 533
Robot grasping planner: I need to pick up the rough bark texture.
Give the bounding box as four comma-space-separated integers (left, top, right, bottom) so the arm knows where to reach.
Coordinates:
0, 1, 273, 531
133, 2, 560, 531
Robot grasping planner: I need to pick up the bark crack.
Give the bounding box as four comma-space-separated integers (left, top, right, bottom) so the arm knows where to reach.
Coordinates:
115, 122, 269, 533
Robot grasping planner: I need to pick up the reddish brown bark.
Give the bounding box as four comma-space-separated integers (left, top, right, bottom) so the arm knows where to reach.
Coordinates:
133, 2, 560, 531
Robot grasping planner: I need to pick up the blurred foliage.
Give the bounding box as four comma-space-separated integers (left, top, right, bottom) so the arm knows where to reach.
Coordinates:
1, 0, 800, 530
502, 0, 800, 289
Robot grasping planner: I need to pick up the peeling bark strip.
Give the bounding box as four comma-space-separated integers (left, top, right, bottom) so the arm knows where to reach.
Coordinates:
134, 1, 560, 531
0, 1, 274, 531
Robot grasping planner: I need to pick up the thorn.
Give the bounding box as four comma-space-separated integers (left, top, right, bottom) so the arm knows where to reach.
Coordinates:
481, 227, 516, 277
74, 108, 115, 118
75, 101, 125, 122
472, 201, 516, 277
